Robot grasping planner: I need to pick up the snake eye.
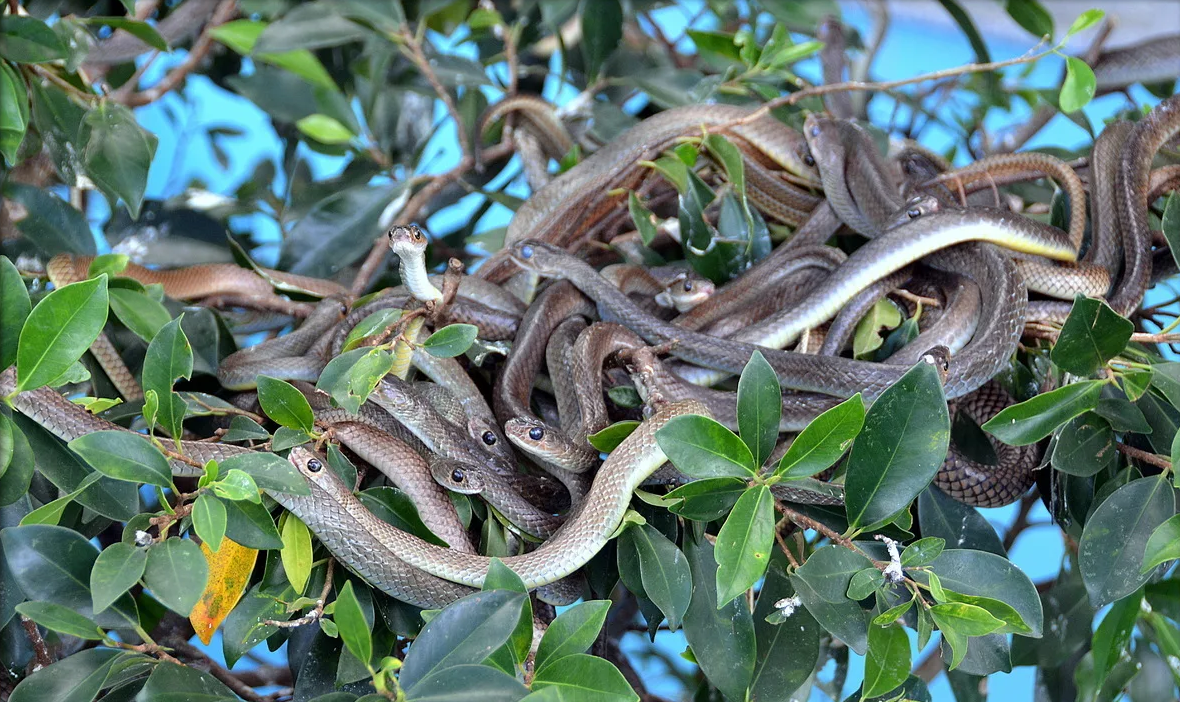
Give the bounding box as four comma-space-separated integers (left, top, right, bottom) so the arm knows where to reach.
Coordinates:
809, 125, 820, 138
803, 153, 816, 167
528, 426, 544, 441
451, 468, 465, 483
683, 280, 693, 292
520, 244, 534, 259
906, 207, 922, 219
307, 458, 322, 473
481, 430, 497, 445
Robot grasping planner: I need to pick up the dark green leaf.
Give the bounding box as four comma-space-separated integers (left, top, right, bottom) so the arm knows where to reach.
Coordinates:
790, 570, 869, 655
254, 3, 371, 53
15, 275, 108, 393
0, 62, 28, 165
257, 375, 315, 433
775, 394, 865, 479
91, 542, 147, 613
533, 653, 638, 701
192, 493, 227, 552
137, 661, 237, 701
358, 487, 449, 547
1052, 412, 1116, 477
68, 430, 173, 488
14, 601, 102, 640
1005, 0, 1054, 38
535, 600, 611, 671
656, 414, 756, 478
587, 421, 639, 453
618, 523, 692, 630
1060, 56, 1097, 113
217, 452, 310, 496
0, 256, 31, 370
1051, 297, 1134, 375
0, 16, 67, 63
335, 580, 373, 669
750, 560, 821, 700
222, 416, 270, 442
794, 545, 876, 604
221, 497, 284, 549
1143, 513, 1180, 571
918, 486, 1005, 555
627, 192, 658, 247
144, 538, 208, 616
736, 351, 780, 467
405, 664, 529, 701
2, 183, 95, 256
845, 361, 949, 529
1079, 475, 1174, 606
341, 308, 402, 352
579, 0, 622, 81
422, 324, 479, 358
1164, 194, 1180, 277
399, 590, 527, 692
1092, 588, 1142, 683
714, 486, 775, 606
847, 567, 885, 600
79, 102, 158, 218
108, 287, 171, 343
922, 549, 1043, 637
863, 624, 910, 697
79, 16, 169, 51
279, 182, 403, 278
665, 477, 746, 521
982, 380, 1104, 445
681, 534, 755, 699
7, 648, 122, 702
141, 315, 193, 442
901, 537, 945, 567
483, 559, 532, 666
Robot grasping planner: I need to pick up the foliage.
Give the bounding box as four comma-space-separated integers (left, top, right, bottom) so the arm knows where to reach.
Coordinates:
0, 1, 1178, 701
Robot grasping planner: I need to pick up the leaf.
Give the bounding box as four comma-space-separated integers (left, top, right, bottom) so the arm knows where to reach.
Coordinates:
422, 324, 479, 358
3, 182, 96, 257
216, 452, 310, 496
982, 380, 1104, 445
845, 361, 950, 529
0, 256, 31, 370
901, 537, 945, 567
407, 664, 530, 701
863, 624, 911, 697
257, 375, 315, 433
790, 570, 869, 655
681, 534, 755, 700
775, 394, 865, 479
1060, 56, 1097, 113
79, 16, 169, 51
335, 580, 373, 669
1164, 195, 1180, 278
212, 468, 261, 502
7, 648, 122, 702
918, 486, 1005, 555
145, 538, 209, 616
618, 523, 692, 630
80, 102, 158, 218
793, 545, 876, 604
535, 600, 611, 670
749, 559, 821, 700
399, 590, 527, 691
714, 486, 775, 606
211, 20, 337, 92
108, 287, 172, 342
192, 493, 227, 552
1091, 588, 1142, 683
342, 308, 402, 352
1079, 475, 1174, 606
0, 15, 67, 63
90, 541, 147, 614
1005, 0, 1054, 38
15, 274, 108, 393
656, 414, 756, 478
920, 550, 1042, 638
483, 559, 533, 666
137, 662, 237, 701
0, 61, 28, 166
253, 3, 371, 53
222, 416, 270, 442
296, 114, 355, 144
587, 421, 639, 453
1051, 296, 1134, 375
68, 430, 173, 488
665, 477, 747, 521
929, 603, 1005, 669
317, 347, 379, 415
1143, 513, 1180, 571
15, 601, 102, 640
279, 182, 402, 278
1066, 9, 1105, 36
1051, 412, 1116, 477
847, 568, 885, 600
533, 653, 638, 702
579, 0, 622, 81
280, 513, 313, 594
854, 298, 903, 358
187, 537, 257, 646
736, 351, 780, 467
627, 192, 658, 247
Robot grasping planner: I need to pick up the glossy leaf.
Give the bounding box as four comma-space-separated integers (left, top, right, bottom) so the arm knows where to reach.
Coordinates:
256, 375, 315, 433
982, 380, 1104, 446
90, 541, 147, 614
0, 255, 31, 369
618, 523, 692, 630
211, 468, 261, 503
407, 664, 529, 701
280, 513, 313, 594
665, 477, 746, 521
656, 414, 756, 478
138, 662, 237, 700
1142, 513, 1180, 571
0, 62, 28, 165
216, 452, 310, 496
1079, 475, 1174, 607
1060, 56, 1097, 113
535, 600, 611, 671
483, 559, 533, 666
108, 287, 172, 342
68, 430, 173, 488
930, 603, 1005, 669
421, 324, 479, 358
902, 537, 946, 567
0, 15, 67, 63
921, 550, 1043, 637
335, 580, 373, 669
587, 421, 640, 453
342, 308, 402, 352
15, 275, 108, 393
681, 534, 755, 699
847, 567, 885, 601
750, 559, 821, 700
628, 192, 658, 246
15, 601, 102, 640
1052, 412, 1116, 477
296, 114, 355, 144
211, 19, 337, 92
1051, 296, 1134, 376
1005, 0, 1054, 38
7, 648, 122, 702
145, 537, 209, 616
222, 497, 283, 549
80, 102, 158, 218
775, 394, 865, 479
192, 492, 227, 552
189, 538, 257, 645
533, 653, 638, 702
1091, 588, 1142, 684
918, 486, 1005, 555
863, 624, 911, 697
714, 486, 775, 606
737, 351, 780, 467
845, 361, 949, 529
579, 0, 622, 81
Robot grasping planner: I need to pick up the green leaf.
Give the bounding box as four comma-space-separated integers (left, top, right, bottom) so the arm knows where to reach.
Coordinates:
256, 375, 315, 433
1079, 475, 1174, 606
7, 648, 122, 702
421, 324, 479, 358
79, 102, 158, 218
222, 416, 270, 442
750, 558, 821, 697
579, 0, 622, 81
627, 192, 659, 247
279, 513, 312, 594
144, 538, 208, 616
1066, 9, 1105, 36
902, 537, 946, 567
79, 16, 169, 51
317, 347, 377, 415
618, 523, 692, 630
2, 182, 95, 256
681, 534, 755, 699
790, 569, 870, 656
192, 493, 227, 552
335, 580, 373, 669
216, 452, 310, 496
863, 624, 911, 697
656, 414, 756, 478
1060, 56, 1097, 113
108, 287, 172, 342
138, 662, 237, 701
794, 545, 876, 604
847, 567, 885, 600
1051, 296, 1134, 375
665, 477, 747, 521
1051, 412, 1116, 477
87, 253, 129, 278
141, 316, 193, 442
1164, 195, 1180, 278
1005, 0, 1054, 39
221, 497, 283, 549
296, 114, 355, 144
982, 380, 1104, 445
929, 603, 1005, 669
15, 275, 108, 393
0, 257, 31, 370
775, 394, 865, 479
211, 20, 337, 92
587, 420, 639, 453
1142, 513, 1180, 572
253, 3, 371, 53
399, 590, 527, 692
212, 468, 261, 502
483, 559, 533, 666
0, 61, 28, 165
845, 361, 950, 529
714, 486, 775, 606
535, 600, 611, 670
923, 549, 1043, 638
736, 351, 780, 467
533, 653, 638, 701
68, 430, 173, 488
341, 308, 402, 352
854, 298, 903, 358
918, 486, 1005, 555
873, 599, 915, 627
1091, 588, 1142, 683
0, 16, 67, 63
14, 601, 102, 640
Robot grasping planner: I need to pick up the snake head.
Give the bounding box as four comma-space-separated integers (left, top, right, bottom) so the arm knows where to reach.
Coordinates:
507, 240, 565, 277
503, 416, 594, 471
387, 224, 429, 258
885, 195, 944, 231
288, 446, 337, 492
919, 345, 952, 383
657, 272, 715, 313
430, 459, 486, 495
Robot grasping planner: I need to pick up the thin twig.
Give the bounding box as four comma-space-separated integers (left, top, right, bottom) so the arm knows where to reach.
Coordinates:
1115, 443, 1172, 471
399, 28, 470, 161
171, 641, 276, 702
20, 617, 53, 670
264, 559, 335, 628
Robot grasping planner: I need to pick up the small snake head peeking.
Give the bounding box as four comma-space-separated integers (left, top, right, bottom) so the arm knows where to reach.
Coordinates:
659, 273, 716, 313
508, 240, 565, 277
387, 224, 429, 257
884, 194, 944, 231
429, 459, 486, 495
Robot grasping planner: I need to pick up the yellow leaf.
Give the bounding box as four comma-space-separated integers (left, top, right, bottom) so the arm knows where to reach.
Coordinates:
189, 538, 258, 645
